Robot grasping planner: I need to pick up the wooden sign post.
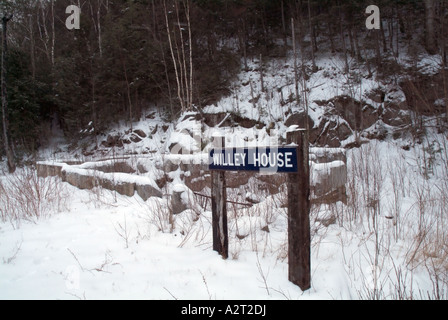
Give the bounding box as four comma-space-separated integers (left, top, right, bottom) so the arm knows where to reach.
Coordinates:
287, 128, 311, 291
210, 134, 228, 259
208, 129, 311, 290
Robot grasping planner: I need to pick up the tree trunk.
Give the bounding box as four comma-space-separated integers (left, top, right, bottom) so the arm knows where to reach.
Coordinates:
122, 59, 133, 131
425, 0, 437, 55
96, 0, 103, 58
29, 14, 36, 79
338, 7, 349, 73
185, 0, 193, 110
1, 15, 16, 173
163, 0, 193, 112
175, 1, 188, 111
281, 0, 287, 53
238, 18, 248, 70
374, 29, 382, 70
50, 0, 55, 67
440, 0, 447, 65
291, 18, 299, 105
307, 0, 316, 71
164, 0, 185, 112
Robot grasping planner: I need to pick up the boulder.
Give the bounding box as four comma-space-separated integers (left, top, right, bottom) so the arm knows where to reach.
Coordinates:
156, 158, 179, 173
285, 112, 314, 130
310, 147, 347, 164
135, 183, 162, 201
133, 129, 147, 138
102, 134, 123, 148
171, 184, 189, 214
93, 161, 136, 174
330, 95, 379, 131
314, 119, 352, 147
130, 134, 143, 143
114, 181, 135, 197
203, 112, 228, 127
382, 108, 411, 127
63, 170, 96, 190
36, 162, 64, 178
312, 160, 347, 197
185, 174, 210, 192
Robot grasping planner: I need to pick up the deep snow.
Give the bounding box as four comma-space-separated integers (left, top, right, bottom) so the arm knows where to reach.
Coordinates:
1, 136, 446, 300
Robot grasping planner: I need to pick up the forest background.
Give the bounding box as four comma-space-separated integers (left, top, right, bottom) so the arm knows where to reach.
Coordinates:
0, 0, 446, 161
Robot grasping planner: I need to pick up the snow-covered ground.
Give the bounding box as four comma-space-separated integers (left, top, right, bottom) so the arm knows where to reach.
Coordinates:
1, 134, 447, 300
0, 173, 329, 300
0, 192, 295, 300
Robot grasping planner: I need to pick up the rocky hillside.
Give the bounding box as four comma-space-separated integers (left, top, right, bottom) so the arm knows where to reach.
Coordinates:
51, 50, 446, 164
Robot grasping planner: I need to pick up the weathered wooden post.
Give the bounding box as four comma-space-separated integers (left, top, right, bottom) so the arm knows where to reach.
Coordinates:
211, 133, 228, 259
287, 128, 311, 291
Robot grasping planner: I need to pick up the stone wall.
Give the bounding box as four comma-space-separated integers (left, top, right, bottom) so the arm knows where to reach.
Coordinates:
36, 161, 162, 200
36, 147, 347, 208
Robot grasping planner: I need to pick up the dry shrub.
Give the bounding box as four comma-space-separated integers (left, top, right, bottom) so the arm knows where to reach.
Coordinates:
0, 167, 69, 227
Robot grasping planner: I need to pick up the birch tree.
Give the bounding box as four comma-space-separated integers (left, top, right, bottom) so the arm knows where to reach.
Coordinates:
163, 0, 193, 112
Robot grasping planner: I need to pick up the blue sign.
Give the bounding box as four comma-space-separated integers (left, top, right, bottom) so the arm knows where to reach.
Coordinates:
209, 146, 298, 173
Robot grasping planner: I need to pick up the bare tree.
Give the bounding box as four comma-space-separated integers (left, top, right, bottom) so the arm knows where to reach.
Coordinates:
425, 0, 437, 55
163, 0, 193, 112
50, 0, 54, 66
307, 0, 316, 71
291, 18, 299, 106
89, 0, 103, 58
1, 14, 16, 173
37, 0, 52, 67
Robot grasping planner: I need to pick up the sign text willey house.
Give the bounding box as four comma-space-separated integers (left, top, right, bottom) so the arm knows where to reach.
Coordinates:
209, 146, 298, 173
